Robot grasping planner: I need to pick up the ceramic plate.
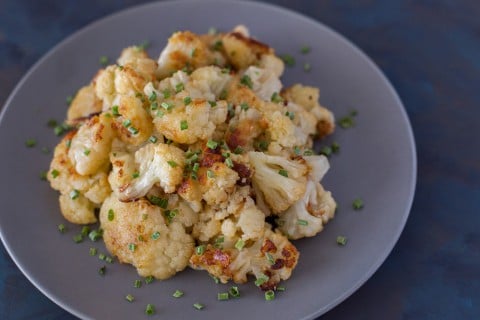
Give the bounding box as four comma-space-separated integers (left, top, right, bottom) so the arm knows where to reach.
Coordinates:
0, 1, 416, 319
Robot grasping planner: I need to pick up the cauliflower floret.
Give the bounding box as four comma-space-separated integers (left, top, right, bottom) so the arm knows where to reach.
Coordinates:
177, 177, 203, 213
118, 143, 185, 201
157, 31, 224, 79
48, 131, 111, 223
281, 84, 335, 138
190, 227, 298, 288
117, 46, 158, 82
248, 151, 307, 213
242, 66, 282, 102
235, 197, 265, 240
187, 66, 232, 101
68, 114, 114, 176
304, 154, 330, 182
192, 206, 222, 242
221, 30, 272, 70
285, 101, 318, 139
259, 54, 285, 78
152, 98, 227, 144
197, 162, 239, 206
226, 107, 266, 152
67, 84, 102, 123
111, 95, 153, 146
59, 193, 96, 224
277, 181, 336, 239
100, 195, 194, 279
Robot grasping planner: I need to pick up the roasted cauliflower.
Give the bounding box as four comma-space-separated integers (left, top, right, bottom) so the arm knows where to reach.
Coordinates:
47, 26, 337, 291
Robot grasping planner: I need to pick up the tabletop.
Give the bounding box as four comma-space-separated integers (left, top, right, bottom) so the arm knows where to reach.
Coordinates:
1, 0, 479, 319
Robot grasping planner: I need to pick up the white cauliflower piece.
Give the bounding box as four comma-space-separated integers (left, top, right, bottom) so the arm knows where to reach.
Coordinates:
187, 66, 232, 101
48, 131, 111, 223
67, 84, 102, 123
68, 114, 114, 176
243, 66, 282, 102
118, 143, 185, 201
278, 181, 336, 240
235, 197, 265, 240
259, 54, 285, 78
304, 154, 330, 182
117, 46, 158, 82
197, 162, 239, 206
192, 206, 222, 242
152, 98, 227, 144
100, 195, 194, 279
248, 151, 307, 213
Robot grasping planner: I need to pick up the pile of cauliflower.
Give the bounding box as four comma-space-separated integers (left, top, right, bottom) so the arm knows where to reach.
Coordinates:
48, 26, 337, 290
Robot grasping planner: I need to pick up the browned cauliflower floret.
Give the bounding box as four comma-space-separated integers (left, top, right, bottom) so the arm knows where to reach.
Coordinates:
117, 46, 158, 82
100, 195, 194, 279
281, 84, 335, 138
48, 131, 111, 224
190, 227, 298, 288
68, 113, 114, 176
156, 31, 225, 79
248, 151, 308, 213
197, 162, 239, 206
114, 143, 185, 201
67, 84, 102, 123
221, 29, 272, 70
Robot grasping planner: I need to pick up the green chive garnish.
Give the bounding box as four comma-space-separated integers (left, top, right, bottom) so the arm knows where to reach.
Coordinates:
132, 171, 140, 178
175, 83, 184, 93
337, 236, 348, 246
180, 120, 188, 130
195, 245, 205, 255
108, 209, 114, 221
265, 290, 275, 301
148, 196, 168, 209
229, 286, 240, 298
208, 100, 217, 107
278, 169, 288, 177
161, 101, 174, 110
300, 46, 311, 54
129, 243, 137, 252
271, 92, 283, 103
281, 54, 295, 67
206, 140, 218, 149
352, 198, 364, 210
149, 135, 158, 143
88, 229, 102, 242
184, 96, 192, 105
255, 274, 269, 287
320, 146, 332, 157
145, 303, 155, 315
145, 276, 154, 284
235, 239, 245, 251
125, 294, 134, 302
81, 226, 90, 236
99, 56, 109, 66
151, 231, 160, 240
303, 62, 311, 72
112, 105, 120, 116
73, 234, 84, 243
173, 289, 184, 298
297, 219, 308, 226
207, 170, 215, 178
58, 224, 66, 233
167, 160, 178, 168
240, 102, 249, 111
225, 158, 233, 168
98, 253, 106, 261
217, 292, 229, 301
25, 139, 36, 148
193, 303, 204, 310
89, 247, 97, 256
69, 189, 80, 200
98, 265, 106, 276
122, 119, 131, 128
134, 279, 142, 288
240, 75, 253, 89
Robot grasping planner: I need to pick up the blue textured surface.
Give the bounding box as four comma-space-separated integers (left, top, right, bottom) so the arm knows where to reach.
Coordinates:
0, 0, 479, 319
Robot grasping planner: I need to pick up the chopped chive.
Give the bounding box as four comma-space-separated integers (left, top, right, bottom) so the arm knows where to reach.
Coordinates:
151, 231, 160, 240
235, 239, 245, 251
111, 105, 120, 117
303, 149, 314, 156
217, 292, 229, 301
180, 120, 188, 130
136, 40, 150, 51
207, 170, 215, 179
25, 139, 36, 148
303, 62, 311, 72
51, 169, 60, 178
128, 126, 139, 135
210, 274, 220, 284
255, 274, 269, 287
148, 135, 158, 144
206, 140, 218, 149
278, 169, 288, 177
285, 111, 295, 120
98, 253, 106, 261
41, 147, 50, 154
69, 189, 80, 200
195, 245, 205, 255
297, 219, 309, 226
256, 140, 269, 151
320, 146, 332, 157
233, 146, 243, 154
99, 55, 109, 66
156, 110, 165, 117
271, 92, 283, 103
184, 96, 192, 105
193, 303, 204, 310
208, 100, 217, 107
149, 91, 157, 102
108, 209, 115, 221
88, 229, 102, 242
122, 119, 131, 128
240, 102, 249, 111
161, 101, 174, 110
66, 95, 73, 105
65, 139, 71, 148
145, 303, 155, 315
98, 265, 106, 276
300, 46, 311, 54
148, 196, 168, 209
165, 209, 177, 222
192, 162, 200, 173
134, 279, 142, 288
229, 286, 240, 298
337, 236, 348, 246
219, 89, 228, 100
352, 198, 364, 210
145, 276, 154, 284
167, 160, 178, 168
89, 247, 97, 256
175, 83, 184, 93
293, 146, 301, 155
172, 289, 184, 298
47, 119, 58, 127
40, 171, 48, 181
73, 234, 84, 243
142, 213, 149, 220
265, 290, 275, 301
138, 235, 145, 242
213, 40, 223, 51
208, 27, 217, 35
105, 256, 113, 263
240, 75, 253, 89
125, 294, 134, 302
81, 226, 90, 236
58, 224, 66, 233
266, 252, 275, 265
331, 142, 340, 153
280, 54, 295, 67
276, 286, 286, 292
225, 157, 233, 168
83, 149, 91, 156
132, 171, 140, 178
162, 89, 171, 98
129, 243, 137, 252
338, 115, 355, 129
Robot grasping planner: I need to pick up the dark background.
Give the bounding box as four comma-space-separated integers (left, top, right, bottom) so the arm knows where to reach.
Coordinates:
1, 0, 479, 319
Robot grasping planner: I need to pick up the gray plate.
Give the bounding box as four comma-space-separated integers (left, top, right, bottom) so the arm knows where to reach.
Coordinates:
0, 1, 416, 319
